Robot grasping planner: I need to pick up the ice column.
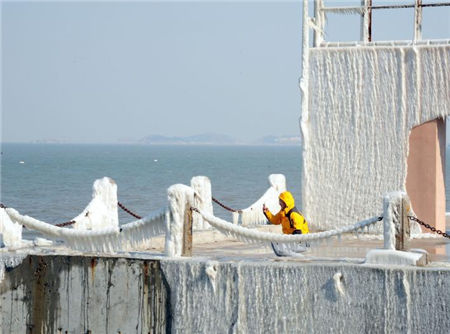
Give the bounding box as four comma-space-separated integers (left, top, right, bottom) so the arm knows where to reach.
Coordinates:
165, 184, 195, 257
268, 174, 287, 193
0, 208, 23, 248
72, 177, 119, 230
191, 176, 213, 230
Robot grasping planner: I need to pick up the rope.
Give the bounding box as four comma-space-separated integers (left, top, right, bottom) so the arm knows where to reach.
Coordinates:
193, 207, 382, 245
212, 197, 242, 213
2, 203, 76, 228
2, 201, 142, 228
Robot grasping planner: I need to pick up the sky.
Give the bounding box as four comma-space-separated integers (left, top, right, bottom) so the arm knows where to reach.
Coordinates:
1, 0, 449, 144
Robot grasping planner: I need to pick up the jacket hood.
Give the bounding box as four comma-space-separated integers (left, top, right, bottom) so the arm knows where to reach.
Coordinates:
279, 191, 295, 212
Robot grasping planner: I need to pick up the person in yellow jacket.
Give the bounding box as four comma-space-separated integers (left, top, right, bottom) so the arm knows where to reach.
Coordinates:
263, 191, 309, 235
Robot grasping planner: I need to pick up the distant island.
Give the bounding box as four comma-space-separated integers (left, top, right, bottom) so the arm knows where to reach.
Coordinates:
30, 138, 68, 144
30, 133, 302, 146
126, 133, 302, 146
139, 133, 240, 145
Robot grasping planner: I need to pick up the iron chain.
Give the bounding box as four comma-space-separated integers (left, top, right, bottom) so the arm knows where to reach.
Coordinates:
211, 197, 242, 214
408, 216, 450, 239
56, 220, 76, 228
118, 201, 142, 220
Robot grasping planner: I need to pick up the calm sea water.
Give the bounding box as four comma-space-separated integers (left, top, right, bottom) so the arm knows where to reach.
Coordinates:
2, 143, 450, 226
0, 143, 303, 225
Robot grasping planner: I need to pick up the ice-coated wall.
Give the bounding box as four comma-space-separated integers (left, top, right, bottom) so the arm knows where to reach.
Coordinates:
302, 45, 450, 230
0, 255, 167, 333
3, 254, 450, 333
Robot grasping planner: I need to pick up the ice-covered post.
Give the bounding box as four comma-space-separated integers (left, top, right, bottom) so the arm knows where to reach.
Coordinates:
383, 192, 411, 251
268, 174, 287, 193
190, 176, 213, 230
72, 177, 119, 230
182, 206, 193, 257
165, 184, 195, 257
366, 192, 427, 266
0, 208, 23, 248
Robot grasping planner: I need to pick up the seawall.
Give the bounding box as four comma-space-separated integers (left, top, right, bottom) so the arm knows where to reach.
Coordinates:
1, 255, 450, 333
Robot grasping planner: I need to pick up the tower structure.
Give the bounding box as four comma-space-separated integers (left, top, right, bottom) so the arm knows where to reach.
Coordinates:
300, 0, 450, 231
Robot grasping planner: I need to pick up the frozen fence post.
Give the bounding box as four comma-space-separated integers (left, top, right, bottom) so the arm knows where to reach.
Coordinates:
365, 192, 428, 266
165, 184, 195, 257
191, 176, 213, 230
72, 177, 119, 230
268, 174, 287, 193
383, 192, 411, 251
0, 208, 23, 248
182, 206, 193, 257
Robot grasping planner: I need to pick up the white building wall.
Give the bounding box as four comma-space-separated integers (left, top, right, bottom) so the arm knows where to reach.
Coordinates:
302, 45, 450, 230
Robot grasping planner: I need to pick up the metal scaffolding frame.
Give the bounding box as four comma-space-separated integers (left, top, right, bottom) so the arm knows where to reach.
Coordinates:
308, 0, 450, 46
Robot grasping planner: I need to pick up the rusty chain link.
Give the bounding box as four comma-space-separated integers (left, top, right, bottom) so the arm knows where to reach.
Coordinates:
408, 216, 450, 239
118, 201, 142, 220
211, 197, 242, 214
55, 220, 76, 228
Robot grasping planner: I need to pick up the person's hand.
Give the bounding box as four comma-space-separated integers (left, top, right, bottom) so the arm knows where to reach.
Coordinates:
262, 204, 269, 213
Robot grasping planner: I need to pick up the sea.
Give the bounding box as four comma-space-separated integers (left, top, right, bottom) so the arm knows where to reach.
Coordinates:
2, 143, 450, 227
0, 143, 303, 225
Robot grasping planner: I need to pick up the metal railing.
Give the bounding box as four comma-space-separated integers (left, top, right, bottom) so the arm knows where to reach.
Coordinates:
308, 0, 450, 46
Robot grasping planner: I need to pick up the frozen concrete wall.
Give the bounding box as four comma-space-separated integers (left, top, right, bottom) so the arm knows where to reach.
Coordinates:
2, 255, 450, 333
0, 255, 168, 333
302, 45, 450, 230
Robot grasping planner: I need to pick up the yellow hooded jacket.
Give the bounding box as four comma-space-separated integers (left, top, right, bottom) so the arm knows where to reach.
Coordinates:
264, 191, 309, 235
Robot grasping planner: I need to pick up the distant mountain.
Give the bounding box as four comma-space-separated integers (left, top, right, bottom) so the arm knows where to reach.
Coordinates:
139, 133, 241, 145
254, 135, 302, 146
31, 138, 68, 144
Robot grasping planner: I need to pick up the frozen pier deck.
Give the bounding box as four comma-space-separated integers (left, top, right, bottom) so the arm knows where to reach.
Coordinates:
2, 229, 450, 334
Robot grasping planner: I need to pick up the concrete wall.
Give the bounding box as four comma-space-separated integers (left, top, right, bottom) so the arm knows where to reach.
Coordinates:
0, 255, 168, 334
2, 255, 450, 333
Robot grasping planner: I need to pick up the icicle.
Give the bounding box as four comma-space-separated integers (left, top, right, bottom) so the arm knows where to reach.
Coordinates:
232, 212, 240, 225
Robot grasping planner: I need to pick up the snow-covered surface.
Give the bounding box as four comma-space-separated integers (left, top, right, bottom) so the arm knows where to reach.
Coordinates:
165, 184, 195, 257
72, 177, 119, 230
0, 208, 23, 248
364, 249, 426, 267
301, 44, 450, 231
191, 176, 213, 230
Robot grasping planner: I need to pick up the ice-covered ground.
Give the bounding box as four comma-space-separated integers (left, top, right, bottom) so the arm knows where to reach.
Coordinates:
4, 225, 450, 266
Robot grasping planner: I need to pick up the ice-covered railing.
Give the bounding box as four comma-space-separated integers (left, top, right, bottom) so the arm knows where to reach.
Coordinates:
1, 176, 167, 252
195, 209, 381, 249
0, 174, 287, 254
5, 207, 167, 253
304, 0, 450, 48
